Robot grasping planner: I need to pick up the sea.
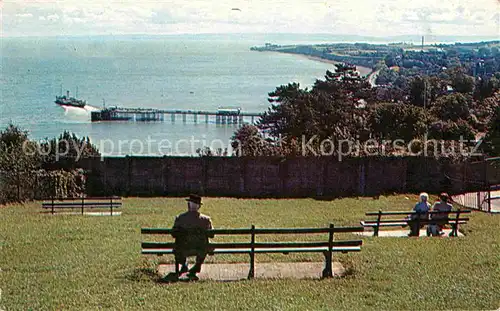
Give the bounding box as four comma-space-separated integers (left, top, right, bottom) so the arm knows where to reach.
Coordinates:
0, 34, 374, 156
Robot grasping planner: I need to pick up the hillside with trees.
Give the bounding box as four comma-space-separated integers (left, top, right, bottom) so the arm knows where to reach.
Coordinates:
232, 59, 500, 159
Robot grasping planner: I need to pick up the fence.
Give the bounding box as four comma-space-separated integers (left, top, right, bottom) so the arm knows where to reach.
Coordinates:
3, 156, 499, 202
449, 157, 500, 213
451, 191, 490, 212
72, 156, 476, 198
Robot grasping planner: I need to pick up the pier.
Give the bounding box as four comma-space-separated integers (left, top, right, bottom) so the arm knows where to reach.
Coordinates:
91, 107, 263, 124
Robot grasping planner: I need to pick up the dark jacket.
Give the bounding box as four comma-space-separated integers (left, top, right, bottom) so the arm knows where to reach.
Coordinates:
172, 211, 213, 254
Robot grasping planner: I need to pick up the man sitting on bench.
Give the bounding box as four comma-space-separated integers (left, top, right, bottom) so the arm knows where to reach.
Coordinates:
171, 194, 214, 280
427, 193, 453, 236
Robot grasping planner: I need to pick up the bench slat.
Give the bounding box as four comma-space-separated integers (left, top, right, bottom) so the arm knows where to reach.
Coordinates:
42, 203, 122, 207
141, 228, 252, 235
142, 246, 361, 255
361, 220, 467, 227
365, 210, 471, 216
43, 207, 109, 210
43, 197, 121, 201
141, 226, 364, 235
360, 221, 408, 227
42, 206, 122, 210
361, 218, 469, 225
141, 240, 363, 249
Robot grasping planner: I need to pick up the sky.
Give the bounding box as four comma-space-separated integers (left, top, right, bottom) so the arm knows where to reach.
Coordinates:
1, 0, 499, 38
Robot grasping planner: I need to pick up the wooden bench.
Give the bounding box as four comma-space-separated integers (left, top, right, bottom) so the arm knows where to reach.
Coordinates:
141, 224, 363, 279
42, 196, 122, 215
361, 210, 471, 237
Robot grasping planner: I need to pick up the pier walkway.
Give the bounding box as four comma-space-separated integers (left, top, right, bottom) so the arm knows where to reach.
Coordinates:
91, 107, 264, 124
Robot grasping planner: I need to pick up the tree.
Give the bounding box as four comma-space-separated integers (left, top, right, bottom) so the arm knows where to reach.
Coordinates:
394, 75, 409, 90
0, 124, 41, 201
427, 76, 449, 103
232, 124, 269, 156
474, 76, 500, 101
448, 67, 475, 94
40, 131, 100, 169
368, 103, 432, 141
374, 86, 406, 103
258, 83, 311, 139
470, 90, 500, 126
409, 76, 431, 107
408, 75, 448, 108
231, 124, 294, 156
0, 124, 33, 150
255, 65, 375, 156
375, 67, 399, 85
430, 93, 471, 122
428, 120, 475, 141
313, 64, 375, 103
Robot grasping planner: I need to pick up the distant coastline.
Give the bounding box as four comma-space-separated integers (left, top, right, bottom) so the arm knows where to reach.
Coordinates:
260, 49, 374, 77
251, 44, 378, 77
298, 54, 373, 76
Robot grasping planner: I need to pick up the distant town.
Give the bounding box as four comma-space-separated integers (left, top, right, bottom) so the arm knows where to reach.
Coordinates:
251, 39, 500, 80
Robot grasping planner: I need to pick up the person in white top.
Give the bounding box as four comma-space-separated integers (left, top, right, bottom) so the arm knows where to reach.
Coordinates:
409, 192, 431, 236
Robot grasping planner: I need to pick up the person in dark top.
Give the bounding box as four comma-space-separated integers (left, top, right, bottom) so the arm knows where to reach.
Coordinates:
172, 194, 213, 280
427, 193, 453, 236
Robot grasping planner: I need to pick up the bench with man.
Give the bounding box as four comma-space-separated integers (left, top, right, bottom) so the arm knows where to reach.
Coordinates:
141, 194, 364, 281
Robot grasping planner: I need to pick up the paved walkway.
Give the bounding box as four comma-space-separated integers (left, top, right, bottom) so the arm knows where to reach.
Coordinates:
158, 262, 346, 281
489, 190, 500, 213
355, 228, 463, 237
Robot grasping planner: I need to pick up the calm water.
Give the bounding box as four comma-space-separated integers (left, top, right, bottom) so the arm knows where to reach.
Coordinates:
0, 34, 364, 155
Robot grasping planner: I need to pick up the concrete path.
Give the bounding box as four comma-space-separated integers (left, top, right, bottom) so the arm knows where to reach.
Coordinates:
158, 262, 346, 281
489, 190, 500, 213
355, 228, 463, 237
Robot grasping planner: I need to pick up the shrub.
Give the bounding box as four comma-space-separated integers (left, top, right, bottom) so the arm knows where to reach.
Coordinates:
0, 124, 89, 204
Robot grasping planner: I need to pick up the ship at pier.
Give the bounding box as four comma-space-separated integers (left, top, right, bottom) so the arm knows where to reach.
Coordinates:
55, 90, 87, 108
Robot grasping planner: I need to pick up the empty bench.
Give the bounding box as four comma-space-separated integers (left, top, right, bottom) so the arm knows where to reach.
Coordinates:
361, 210, 471, 237
42, 196, 122, 215
141, 224, 363, 279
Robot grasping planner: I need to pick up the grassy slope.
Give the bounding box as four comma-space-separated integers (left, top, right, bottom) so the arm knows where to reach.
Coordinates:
0, 196, 498, 310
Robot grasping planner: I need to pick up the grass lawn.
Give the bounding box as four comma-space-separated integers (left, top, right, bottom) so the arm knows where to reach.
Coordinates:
0, 195, 499, 310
